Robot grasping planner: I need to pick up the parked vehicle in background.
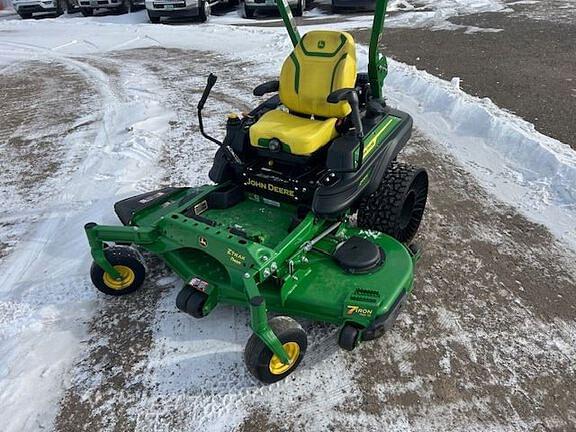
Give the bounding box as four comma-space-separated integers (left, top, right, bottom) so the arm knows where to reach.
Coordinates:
12, 0, 79, 18
77, 0, 144, 16
145, 0, 212, 23
331, 0, 375, 12
240, 0, 304, 18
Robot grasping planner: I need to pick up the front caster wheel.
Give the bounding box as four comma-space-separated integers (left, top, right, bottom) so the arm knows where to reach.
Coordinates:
90, 246, 146, 296
176, 285, 208, 318
244, 316, 307, 384
338, 324, 360, 351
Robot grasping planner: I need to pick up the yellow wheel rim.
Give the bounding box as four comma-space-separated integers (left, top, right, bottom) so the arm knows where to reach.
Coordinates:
102, 265, 136, 290
269, 342, 300, 375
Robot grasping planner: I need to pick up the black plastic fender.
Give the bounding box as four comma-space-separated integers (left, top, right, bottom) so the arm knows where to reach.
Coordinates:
114, 187, 189, 226
312, 107, 413, 217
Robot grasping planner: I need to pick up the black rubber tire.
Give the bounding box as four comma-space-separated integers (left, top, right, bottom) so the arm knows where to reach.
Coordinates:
240, 1, 254, 18
244, 316, 307, 384
55, 0, 65, 16
293, 0, 303, 16
90, 246, 146, 296
80, 7, 93, 16
357, 162, 428, 244
148, 12, 160, 23
198, 0, 209, 22
116, 0, 130, 13
18, 12, 33, 19
66, 0, 79, 13
331, 0, 340, 13
338, 324, 360, 351
175, 286, 208, 318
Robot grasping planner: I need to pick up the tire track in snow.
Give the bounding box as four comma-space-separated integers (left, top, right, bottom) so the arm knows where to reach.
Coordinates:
0, 43, 174, 432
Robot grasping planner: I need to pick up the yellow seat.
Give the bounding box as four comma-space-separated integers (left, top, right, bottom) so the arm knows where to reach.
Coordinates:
250, 30, 357, 156
249, 110, 339, 156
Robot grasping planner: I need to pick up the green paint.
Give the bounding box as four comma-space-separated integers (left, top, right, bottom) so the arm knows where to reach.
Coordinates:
330, 53, 348, 93
85, 183, 415, 362
275, 0, 300, 47
289, 52, 300, 94
300, 33, 347, 57
369, 0, 390, 99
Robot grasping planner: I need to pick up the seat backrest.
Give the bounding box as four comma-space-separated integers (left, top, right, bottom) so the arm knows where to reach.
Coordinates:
279, 31, 357, 119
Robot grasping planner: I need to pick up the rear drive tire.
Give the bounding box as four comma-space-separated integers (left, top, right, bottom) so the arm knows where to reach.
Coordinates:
117, 0, 130, 13
198, 0, 210, 22
357, 162, 428, 244
80, 7, 94, 15
338, 324, 360, 351
90, 246, 146, 296
293, 0, 303, 16
240, 1, 254, 18
244, 316, 307, 384
66, 0, 79, 13
55, 0, 65, 16
148, 11, 160, 22
176, 286, 208, 318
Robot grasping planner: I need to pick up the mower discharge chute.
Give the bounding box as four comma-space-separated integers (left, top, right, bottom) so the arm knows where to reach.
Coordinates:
84, 0, 428, 383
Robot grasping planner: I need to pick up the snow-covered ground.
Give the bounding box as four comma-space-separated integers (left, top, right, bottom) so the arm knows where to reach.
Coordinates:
0, 3, 575, 431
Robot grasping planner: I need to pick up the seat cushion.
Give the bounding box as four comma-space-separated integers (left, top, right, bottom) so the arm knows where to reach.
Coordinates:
249, 109, 339, 156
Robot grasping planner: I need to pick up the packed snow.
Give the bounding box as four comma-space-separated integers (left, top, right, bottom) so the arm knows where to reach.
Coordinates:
0, 3, 575, 431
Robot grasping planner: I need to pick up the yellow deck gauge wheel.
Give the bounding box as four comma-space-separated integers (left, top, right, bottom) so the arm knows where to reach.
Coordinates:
269, 342, 301, 375
103, 265, 136, 290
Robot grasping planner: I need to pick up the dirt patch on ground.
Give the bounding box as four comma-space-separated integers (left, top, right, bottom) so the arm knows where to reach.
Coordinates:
346, 131, 576, 430
0, 62, 94, 194
0, 60, 96, 262
351, 11, 576, 147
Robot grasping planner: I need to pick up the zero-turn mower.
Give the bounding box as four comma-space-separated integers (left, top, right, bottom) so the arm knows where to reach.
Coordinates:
85, 0, 428, 383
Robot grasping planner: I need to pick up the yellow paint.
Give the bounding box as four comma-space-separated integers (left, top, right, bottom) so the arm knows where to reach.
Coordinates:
249, 110, 339, 156
269, 342, 301, 375
103, 265, 135, 290
363, 117, 395, 157
280, 31, 356, 118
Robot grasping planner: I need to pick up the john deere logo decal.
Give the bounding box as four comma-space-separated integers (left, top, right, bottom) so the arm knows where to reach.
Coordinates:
199, 236, 208, 248
346, 305, 373, 317
317, 40, 326, 49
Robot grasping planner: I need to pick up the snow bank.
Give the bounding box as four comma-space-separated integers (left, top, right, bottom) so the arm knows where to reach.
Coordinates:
383, 58, 576, 248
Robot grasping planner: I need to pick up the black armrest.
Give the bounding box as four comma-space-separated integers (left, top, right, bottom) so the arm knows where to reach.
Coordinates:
327, 88, 364, 139
327, 88, 356, 104
253, 80, 279, 97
